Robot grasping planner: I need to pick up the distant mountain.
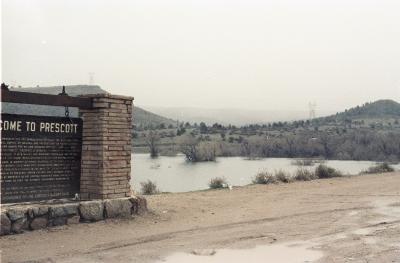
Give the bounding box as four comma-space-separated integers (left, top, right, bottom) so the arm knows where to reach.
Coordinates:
5, 86, 397, 128
133, 107, 176, 128
2, 85, 176, 128
8, 85, 105, 96
145, 106, 334, 126
146, 100, 399, 126
322, 99, 400, 122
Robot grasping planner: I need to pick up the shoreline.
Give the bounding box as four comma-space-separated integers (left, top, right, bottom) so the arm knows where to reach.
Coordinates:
132, 154, 400, 194
132, 148, 400, 164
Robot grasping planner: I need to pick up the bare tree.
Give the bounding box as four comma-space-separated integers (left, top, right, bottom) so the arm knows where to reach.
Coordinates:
177, 135, 219, 162
177, 135, 199, 162
145, 130, 160, 158
240, 139, 251, 159
285, 135, 296, 158
318, 133, 332, 158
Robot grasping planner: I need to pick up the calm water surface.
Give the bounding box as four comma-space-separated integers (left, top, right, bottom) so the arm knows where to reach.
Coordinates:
131, 154, 399, 193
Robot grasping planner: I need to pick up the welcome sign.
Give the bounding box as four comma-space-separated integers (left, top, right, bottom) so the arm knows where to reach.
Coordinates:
1, 114, 83, 203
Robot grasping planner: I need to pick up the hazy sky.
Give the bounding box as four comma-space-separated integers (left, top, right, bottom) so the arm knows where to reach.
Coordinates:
2, 0, 400, 111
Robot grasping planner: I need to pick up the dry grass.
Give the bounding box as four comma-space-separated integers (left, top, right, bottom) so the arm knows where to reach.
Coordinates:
140, 180, 159, 195
209, 177, 228, 189
361, 163, 395, 174
315, 164, 343, 179
252, 171, 277, 184
274, 170, 293, 183
253, 164, 343, 185
294, 168, 317, 181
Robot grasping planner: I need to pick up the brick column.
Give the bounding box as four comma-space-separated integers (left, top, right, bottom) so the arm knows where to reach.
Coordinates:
79, 94, 133, 200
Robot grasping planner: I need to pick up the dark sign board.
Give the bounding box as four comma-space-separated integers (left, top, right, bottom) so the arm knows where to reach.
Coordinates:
1, 114, 82, 203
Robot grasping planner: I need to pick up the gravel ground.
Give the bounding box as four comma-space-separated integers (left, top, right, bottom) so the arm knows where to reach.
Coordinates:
1, 172, 400, 263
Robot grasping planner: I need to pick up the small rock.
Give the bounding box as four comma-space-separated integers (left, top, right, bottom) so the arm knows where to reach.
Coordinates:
0, 213, 11, 235
49, 204, 79, 218
129, 196, 147, 215
104, 198, 132, 218
129, 197, 139, 214
32, 206, 49, 217
67, 215, 80, 225
79, 201, 104, 222
11, 218, 28, 234
30, 217, 48, 230
27, 208, 34, 219
51, 217, 67, 226
7, 208, 27, 221
191, 249, 216, 256
137, 196, 148, 214
31, 258, 56, 263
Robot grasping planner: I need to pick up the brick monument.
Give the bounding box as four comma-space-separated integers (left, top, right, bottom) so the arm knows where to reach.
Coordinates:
1, 87, 146, 235
79, 94, 134, 200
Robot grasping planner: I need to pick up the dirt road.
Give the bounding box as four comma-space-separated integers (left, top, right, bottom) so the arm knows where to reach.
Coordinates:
1, 172, 400, 262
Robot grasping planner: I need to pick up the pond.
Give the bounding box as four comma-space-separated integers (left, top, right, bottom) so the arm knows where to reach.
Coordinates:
131, 154, 399, 193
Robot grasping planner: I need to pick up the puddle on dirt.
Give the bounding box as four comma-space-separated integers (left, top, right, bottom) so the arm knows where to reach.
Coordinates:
157, 242, 323, 263
353, 228, 373, 235
371, 200, 400, 223
348, 211, 359, 216
352, 224, 387, 237
334, 233, 348, 240
364, 237, 377, 245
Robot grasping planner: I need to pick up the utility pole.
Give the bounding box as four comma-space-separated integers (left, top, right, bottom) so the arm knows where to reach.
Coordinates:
309, 102, 317, 120
89, 72, 95, 85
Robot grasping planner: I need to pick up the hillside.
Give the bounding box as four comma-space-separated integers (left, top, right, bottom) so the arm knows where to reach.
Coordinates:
134, 98, 400, 161
146, 106, 318, 126
133, 107, 176, 128
8, 85, 105, 96
330, 99, 400, 121
2, 85, 176, 128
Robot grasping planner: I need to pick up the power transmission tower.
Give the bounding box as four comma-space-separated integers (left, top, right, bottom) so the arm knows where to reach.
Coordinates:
309, 102, 317, 120
89, 72, 95, 85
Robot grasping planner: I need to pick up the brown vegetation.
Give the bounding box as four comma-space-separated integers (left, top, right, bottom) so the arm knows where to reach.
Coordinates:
209, 177, 228, 189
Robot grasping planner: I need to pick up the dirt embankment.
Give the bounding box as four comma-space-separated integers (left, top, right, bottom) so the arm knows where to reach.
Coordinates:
1, 172, 400, 262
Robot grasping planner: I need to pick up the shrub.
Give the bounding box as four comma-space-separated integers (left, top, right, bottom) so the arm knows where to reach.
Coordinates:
145, 130, 160, 158
315, 164, 342, 179
274, 170, 292, 183
197, 141, 218, 161
179, 136, 219, 162
209, 177, 228, 189
294, 168, 317, 181
292, 159, 314, 166
140, 180, 159, 195
313, 159, 326, 164
361, 163, 395, 174
252, 171, 277, 184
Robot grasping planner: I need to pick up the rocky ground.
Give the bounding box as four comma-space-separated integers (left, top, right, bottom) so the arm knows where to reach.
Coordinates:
1, 172, 400, 262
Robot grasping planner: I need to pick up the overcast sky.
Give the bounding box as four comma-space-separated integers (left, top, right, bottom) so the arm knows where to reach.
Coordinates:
2, 0, 400, 112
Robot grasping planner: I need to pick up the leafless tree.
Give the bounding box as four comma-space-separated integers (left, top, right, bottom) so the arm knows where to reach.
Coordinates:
145, 130, 160, 158
178, 135, 219, 162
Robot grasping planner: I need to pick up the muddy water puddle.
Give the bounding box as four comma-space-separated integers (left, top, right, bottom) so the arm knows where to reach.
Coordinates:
373, 200, 400, 222
157, 242, 323, 263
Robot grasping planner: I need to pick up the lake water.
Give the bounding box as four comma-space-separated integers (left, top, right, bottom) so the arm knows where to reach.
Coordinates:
131, 154, 399, 193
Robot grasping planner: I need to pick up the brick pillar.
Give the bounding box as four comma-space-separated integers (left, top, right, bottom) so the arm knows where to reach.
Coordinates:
79, 94, 133, 200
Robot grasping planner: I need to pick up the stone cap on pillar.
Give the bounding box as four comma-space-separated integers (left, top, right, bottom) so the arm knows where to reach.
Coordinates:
78, 93, 134, 101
